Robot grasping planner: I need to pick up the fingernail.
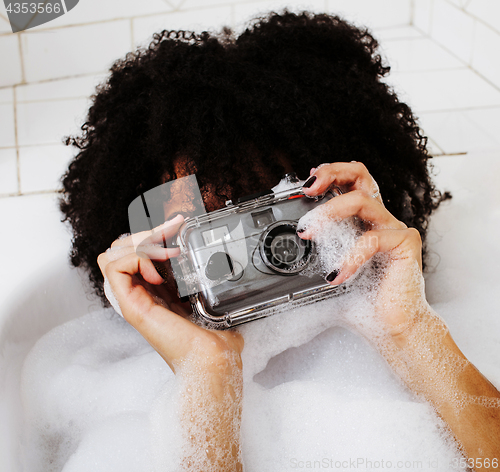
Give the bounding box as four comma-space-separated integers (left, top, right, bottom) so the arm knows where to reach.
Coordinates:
326, 269, 339, 283
303, 175, 317, 188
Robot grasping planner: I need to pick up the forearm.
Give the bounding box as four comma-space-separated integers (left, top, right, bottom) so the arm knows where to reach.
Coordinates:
176, 350, 243, 472
387, 309, 500, 470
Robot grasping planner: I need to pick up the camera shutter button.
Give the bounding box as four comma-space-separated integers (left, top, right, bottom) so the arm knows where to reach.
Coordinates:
205, 252, 234, 281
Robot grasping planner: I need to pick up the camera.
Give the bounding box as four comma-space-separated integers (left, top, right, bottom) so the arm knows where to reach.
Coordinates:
173, 176, 348, 328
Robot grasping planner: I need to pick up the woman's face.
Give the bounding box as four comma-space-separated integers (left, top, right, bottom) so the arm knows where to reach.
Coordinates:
163, 154, 294, 222
161, 158, 226, 223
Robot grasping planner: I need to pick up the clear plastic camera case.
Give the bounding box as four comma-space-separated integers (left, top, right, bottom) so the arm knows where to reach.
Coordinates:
174, 184, 348, 328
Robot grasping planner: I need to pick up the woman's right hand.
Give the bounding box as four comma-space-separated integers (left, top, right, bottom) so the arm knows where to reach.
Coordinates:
97, 214, 244, 375
98, 215, 244, 471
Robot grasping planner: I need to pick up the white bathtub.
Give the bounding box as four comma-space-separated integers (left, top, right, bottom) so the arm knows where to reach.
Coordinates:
2, 152, 500, 471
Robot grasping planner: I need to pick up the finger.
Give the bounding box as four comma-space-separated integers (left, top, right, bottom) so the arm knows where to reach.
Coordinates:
136, 245, 181, 261
106, 252, 165, 287
298, 190, 405, 239
105, 252, 203, 369
325, 228, 422, 286
98, 245, 180, 277
98, 245, 137, 274
111, 214, 185, 248
302, 162, 382, 202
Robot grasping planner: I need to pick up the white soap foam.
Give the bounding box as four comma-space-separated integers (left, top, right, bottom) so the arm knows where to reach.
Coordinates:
173, 346, 243, 471
20, 310, 173, 472
17, 153, 500, 471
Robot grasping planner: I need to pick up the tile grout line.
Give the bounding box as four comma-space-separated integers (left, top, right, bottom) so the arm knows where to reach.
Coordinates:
0, 188, 61, 199
15, 95, 93, 104
418, 104, 500, 114
0, 71, 106, 91
0, 141, 76, 150
389, 66, 468, 77
429, 0, 434, 37
468, 16, 476, 66
0, 15, 144, 37
17, 33, 26, 84
12, 86, 21, 196
443, 0, 500, 37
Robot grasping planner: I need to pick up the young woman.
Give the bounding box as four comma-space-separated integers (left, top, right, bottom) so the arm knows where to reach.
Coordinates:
61, 11, 500, 470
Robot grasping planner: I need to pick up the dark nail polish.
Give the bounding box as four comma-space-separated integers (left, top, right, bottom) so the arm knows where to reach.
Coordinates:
303, 175, 317, 188
297, 228, 305, 234
326, 269, 339, 283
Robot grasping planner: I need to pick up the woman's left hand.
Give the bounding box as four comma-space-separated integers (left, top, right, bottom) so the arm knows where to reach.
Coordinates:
299, 162, 426, 341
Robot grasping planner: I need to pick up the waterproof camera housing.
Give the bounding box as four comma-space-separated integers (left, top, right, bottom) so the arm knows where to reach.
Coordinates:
173, 180, 348, 328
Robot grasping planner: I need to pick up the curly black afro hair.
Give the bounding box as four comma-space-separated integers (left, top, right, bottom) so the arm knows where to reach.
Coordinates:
60, 10, 448, 304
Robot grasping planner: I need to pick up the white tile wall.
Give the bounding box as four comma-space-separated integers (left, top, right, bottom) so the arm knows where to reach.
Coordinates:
375, 25, 423, 41
445, 0, 465, 8
466, 0, 500, 34
390, 68, 500, 113
0, 34, 23, 87
0, 0, 498, 204
21, 20, 132, 82
133, 6, 233, 47
472, 22, 500, 90
19, 144, 74, 193
181, 0, 251, 10
0, 14, 12, 33
45, 0, 173, 29
0, 103, 16, 148
412, 0, 433, 35
380, 37, 463, 73
463, 107, 500, 145
419, 109, 500, 154
0, 86, 14, 103
431, 0, 475, 64
327, 0, 412, 28
0, 148, 18, 194
16, 75, 104, 102
16, 98, 88, 146
234, 0, 327, 29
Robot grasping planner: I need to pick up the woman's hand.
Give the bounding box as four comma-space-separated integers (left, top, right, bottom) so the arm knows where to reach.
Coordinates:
97, 214, 244, 374
98, 214, 244, 471
299, 161, 426, 341
300, 162, 500, 470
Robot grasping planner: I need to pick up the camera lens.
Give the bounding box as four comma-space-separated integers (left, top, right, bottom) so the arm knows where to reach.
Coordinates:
260, 221, 312, 275
270, 234, 300, 264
